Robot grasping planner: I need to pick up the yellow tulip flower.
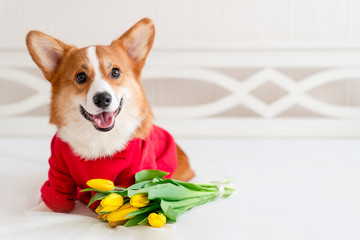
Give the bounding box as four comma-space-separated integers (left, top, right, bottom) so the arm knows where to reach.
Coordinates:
97, 213, 108, 220
107, 203, 139, 224
100, 193, 124, 212
130, 193, 150, 207
148, 213, 166, 228
86, 179, 114, 191
108, 220, 127, 227
95, 205, 103, 214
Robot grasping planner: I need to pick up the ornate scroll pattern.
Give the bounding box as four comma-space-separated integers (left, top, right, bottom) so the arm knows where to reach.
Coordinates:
144, 67, 360, 119
1, 67, 360, 119
0, 69, 50, 116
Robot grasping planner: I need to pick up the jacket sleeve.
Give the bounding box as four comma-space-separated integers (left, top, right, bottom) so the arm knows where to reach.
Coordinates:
152, 126, 178, 178
41, 136, 77, 213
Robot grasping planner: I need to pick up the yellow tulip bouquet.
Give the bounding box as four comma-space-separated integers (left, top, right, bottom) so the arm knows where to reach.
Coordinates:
83, 170, 234, 228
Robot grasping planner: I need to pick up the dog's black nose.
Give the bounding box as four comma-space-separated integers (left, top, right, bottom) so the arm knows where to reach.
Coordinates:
93, 92, 112, 109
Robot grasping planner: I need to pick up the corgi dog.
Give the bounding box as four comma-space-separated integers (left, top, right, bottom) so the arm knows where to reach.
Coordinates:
26, 18, 194, 213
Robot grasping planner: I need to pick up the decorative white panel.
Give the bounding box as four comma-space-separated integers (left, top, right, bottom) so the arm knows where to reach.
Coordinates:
1, 49, 360, 137
145, 67, 360, 119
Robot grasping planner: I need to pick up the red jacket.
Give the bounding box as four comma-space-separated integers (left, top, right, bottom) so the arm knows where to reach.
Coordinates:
41, 125, 178, 213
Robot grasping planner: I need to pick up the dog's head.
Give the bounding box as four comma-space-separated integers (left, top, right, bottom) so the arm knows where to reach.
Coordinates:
26, 18, 155, 159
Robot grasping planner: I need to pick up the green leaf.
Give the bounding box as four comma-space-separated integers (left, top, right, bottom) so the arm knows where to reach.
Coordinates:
135, 170, 169, 183
174, 181, 215, 192
99, 210, 112, 214
173, 206, 193, 219
160, 197, 206, 209
127, 180, 152, 190
165, 218, 176, 224
142, 178, 173, 188
223, 187, 235, 198
138, 179, 165, 189
87, 192, 108, 207
148, 183, 215, 201
161, 202, 177, 221
152, 177, 162, 183
125, 203, 161, 218
161, 198, 212, 221
127, 186, 155, 197
137, 216, 150, 226
127, 181, 173, 197
111, 189, 128, 197
81, 188, 107, 193
123, 213, 149, 227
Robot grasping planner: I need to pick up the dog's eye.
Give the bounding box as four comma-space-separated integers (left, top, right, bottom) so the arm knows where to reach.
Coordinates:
76, 72, 88, 84
110, 68, 121, 79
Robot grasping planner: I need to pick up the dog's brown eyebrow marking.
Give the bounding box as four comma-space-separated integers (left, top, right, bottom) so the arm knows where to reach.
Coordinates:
82, 64, 87, 69
108, 62, 112, 68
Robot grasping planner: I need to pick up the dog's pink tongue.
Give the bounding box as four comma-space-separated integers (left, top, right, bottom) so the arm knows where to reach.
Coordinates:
94, 112, 114, 128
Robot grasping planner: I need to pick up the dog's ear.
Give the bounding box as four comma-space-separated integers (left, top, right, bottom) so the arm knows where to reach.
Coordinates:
26, 31, 72, 81
114, 18, 155, 65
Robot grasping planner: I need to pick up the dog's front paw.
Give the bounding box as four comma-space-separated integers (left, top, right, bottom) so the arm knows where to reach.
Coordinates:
31, 201, 52, 212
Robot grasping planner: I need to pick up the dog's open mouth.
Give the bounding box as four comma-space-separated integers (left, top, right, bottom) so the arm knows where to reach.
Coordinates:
80, 98, 123, 132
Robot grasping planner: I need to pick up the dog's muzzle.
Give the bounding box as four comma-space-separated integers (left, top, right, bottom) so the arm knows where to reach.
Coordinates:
80, 98, 123, 132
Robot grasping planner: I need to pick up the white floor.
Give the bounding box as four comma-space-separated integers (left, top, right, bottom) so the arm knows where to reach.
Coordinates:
1, 137, 360, 240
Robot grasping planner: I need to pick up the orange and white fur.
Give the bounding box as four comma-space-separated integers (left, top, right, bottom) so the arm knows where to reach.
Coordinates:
27, 18, 194, 209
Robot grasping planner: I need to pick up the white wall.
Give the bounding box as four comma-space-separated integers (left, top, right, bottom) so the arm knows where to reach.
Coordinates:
2, 0, 360, 49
